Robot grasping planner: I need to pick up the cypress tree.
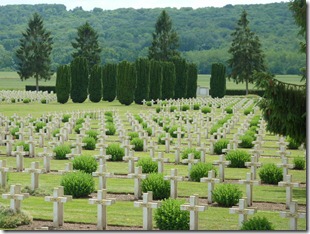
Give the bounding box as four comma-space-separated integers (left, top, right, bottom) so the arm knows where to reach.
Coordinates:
161, 61, 176, 100
89, 65, 102, 103
149, 60, 163, 101
56, 65, 70, 104
186, 63, 198, 98
116, 61, 137, 105
70, 57, 89, 103
135, 58, 150, 104
173, 58, 188, 99
102, 63, 117, 102
210, 63, 226, 98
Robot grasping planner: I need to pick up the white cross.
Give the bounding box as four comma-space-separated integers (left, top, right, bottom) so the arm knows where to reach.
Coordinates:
12, 145, 26, 172
89, 189, 116, 230
213, 155, 230, 182
72, 136, 85, 155
161, 133, 172, 153
280, 201, 306, 230
92, 164, 114, 190
173, 144, 182, 164
45, 186, 72, 227
128, 166, 148, 199
277, 157, 294, 179
180, 194, 207, 230
230, 135, 241, 150
0, 160, 12, 188
123, 151, 139, 174
3, 135, 14, 156
152, 152, 169, 173
59, 162, 74, 174
209, 135, 217, 154
164, 168, 184, 199
173, 127, 184, 145
278, 175, 300, 209
238, 172, 260, 207
24, 161, 45, 190
134, 191, 161, 230
148, 140, 158, 158
200, 170, 220, 204
196, 143, 208, 163
182, 153, 199, 180
37, 147, 54, 172
65, 148, 80, 160
2, 184, 29, 212
229, 198, 256, 228
94, 148, 111, 165
244, 156, 261, 180
122, 140, 134, 157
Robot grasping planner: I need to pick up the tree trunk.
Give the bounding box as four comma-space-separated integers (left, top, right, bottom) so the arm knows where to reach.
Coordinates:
245, 79, 249, 95
36, 76, 39, 92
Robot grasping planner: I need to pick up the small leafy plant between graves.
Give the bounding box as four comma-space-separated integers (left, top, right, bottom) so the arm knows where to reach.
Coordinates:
14, 142, 29, 152
181, 104, 190, 111
86, 130, 99, 141
128, 132, 139, 140
239, 134, 254, 148
201, 106, 211, 114
10, 127, 19, 139
212, 184, 242, 207
240, 216, 274, 230
82, 137, 96, 150
214, 139, 229, 155
72, 155, 98, 174
293, 157, 305, 170
62, 114, 71, 123
74, 124, 82, 134
105, 123, 116, 135
35, 122, 46, 132
226, 150, 251, 168
286, 136, 300, 149
131, 138, 144, 151
141, 173, 170, 200
0, 205, 32, 228
155, 198, 190, 230
181, 148, 201, 160
193, 103, 200, 110
52, 129, 60, 137
136, 157, 158, 173
190, 163, 218, 182
106, 143, 125, 161
258, 163, 283, 184
53, 144, 71, 160
169, 125, 185, 138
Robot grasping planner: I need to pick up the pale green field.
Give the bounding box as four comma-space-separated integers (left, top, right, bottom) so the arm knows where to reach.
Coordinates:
0, 72, 304, 90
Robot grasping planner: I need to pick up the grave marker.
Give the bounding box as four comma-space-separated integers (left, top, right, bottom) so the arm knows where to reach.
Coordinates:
0, 160, 13, 188
92, 164, 114, 190
238, 172, 260, 206
152, 152, 169, 173
2, 184, 29, 212
213, 155, 230, 182
164, 169, 184, 199
200, 170, 220, 204
24, 161, 45, 190
278, 175, 300, 209
182, 153, 199, 180
280, 201, 306, 230
229, 199, 256, 228
128, 166, 147, 199
12, 146, 26, 172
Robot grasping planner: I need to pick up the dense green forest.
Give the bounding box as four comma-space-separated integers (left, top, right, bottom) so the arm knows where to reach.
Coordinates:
0, 3, 305, 74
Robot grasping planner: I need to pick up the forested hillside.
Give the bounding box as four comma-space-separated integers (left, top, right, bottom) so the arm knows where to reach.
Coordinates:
0, 3, 305, 74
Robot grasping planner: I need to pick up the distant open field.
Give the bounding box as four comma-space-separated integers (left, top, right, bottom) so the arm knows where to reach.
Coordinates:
0, 72, 304, 91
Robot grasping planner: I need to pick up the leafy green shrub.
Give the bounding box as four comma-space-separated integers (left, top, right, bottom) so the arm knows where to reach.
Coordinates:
0, 205, 32, 228
225, 107, 233, 114
62, 114, 71, 123
145, 127, 152, 136
52, 129, 60, 137
169, 126, 185, 138
155, 198, 189, 230
249, 126, 258, 133
241, 216, 274, 230
11, 98, 15, 103
243, 107, 253, 115
136, 157, 158, 173
104, 111, 113, 117
23, 98, 31, 103
210, 124, 222, 135
41, 99, 47, 104
226, 150, 251, 168
75, 118, 85, 125
158, 133, 166, 145
212, 184, 242, 207
214, 139, 229, 154
60, 171, 95, 198
142, 173, 170, 200
74, 124, 82, 134
193, 103, 200, 110
105, 116, 114, 123
131, 138, 144, 151
106, 143, 125, 161
239, 135, 254, 148
10, 127, 19, 139
287, 136, 300, 149
86, 130, 99, 141
72, 155, 98, 174
14, 142, 29, 152
201, 106, 211, 114
259, 163, 283, 184
170, 106, 177, 112
128, 132, 139, 140
156, 107, 161, 113
181, 104, 190, 111
35, 122, 46, 132
245, 129, 256, 138
181, 148, 200, 160
249, 116, 260, 127
134, 115, 143, 123
190, 163, 217, 182
106, 123, 116, 135
53, 144, 71, 160
293, 157, 305, 170
82, 137, 96, 150
146, 101, 152, 106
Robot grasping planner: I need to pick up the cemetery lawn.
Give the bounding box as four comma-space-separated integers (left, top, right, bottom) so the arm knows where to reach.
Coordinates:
0, 97, 306, 230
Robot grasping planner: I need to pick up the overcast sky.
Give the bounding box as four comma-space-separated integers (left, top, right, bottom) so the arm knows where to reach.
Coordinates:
0, 0, 291, 11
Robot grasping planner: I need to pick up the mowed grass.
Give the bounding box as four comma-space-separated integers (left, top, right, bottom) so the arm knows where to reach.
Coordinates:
0, 72, 304, 90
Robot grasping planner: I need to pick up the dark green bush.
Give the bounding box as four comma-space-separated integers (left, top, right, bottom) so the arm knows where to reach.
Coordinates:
243, 107, 253, 115
193, 103, 200, 110
190, 163, 217, 182
145, 127, 152, 136
170, 106, 177, 112
293, 157, 305, 170
106, 123, 116, 135
212, 184, 242, 207
104, 111, 113, 117
181, 148, 200, 160
131, 138, 144, 151
181, 105, 190, 111
128, 132, 139, 140
287, 136, 300, 149
169, 126, 185, 138
14, 142, 29, 152
72, 155, 98, 174
35, 122, 46, 133
201, 106, 211, 114
214, 139, 229, 154
86, 130, 99, 141
136, 157, 158, 173
60, 171, 95, 198
210, 124, 222, 135
155, 198, 189, 230
146, 101, 152, 106
52, 129, 60, 137
23, 98, 31, 103
225, 107, 233, 114
226, 150, 251, 168
106, 143, 125, 161
158, 133, 166, 145
75, 118, 85, 125
53, 144, 71, 160
0, 205, 32, 228
250, 116, 260, 127
82, 137, 96, 150
156, 107, 161, 113
259, 163, 283, 184
62, 114, 71, 123
74, 124, 82, 134
10, 127, 19, 139
239, 135, 254, 148
141, 173, 170, 200
241, 216, 274, 230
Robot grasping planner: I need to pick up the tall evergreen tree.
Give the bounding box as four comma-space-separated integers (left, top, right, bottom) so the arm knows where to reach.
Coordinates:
15, 13, 53, 92
210, 63, 226, 98
70, 57, 89, 103
56, 65, 70, 104
173, 58, 188, 99
161, 61, 176, 100
72, 22, 101, 69
228, 10, 266, 95
102, 63, 117, 102
186, 63, 198, 98
89, 65, 102, 103
135, 58, 150, 104
149, 60, 163, 101
148, 10, 180, 61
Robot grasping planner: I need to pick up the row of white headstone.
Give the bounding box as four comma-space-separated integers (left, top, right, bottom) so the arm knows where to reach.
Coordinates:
0, 90, 56, 104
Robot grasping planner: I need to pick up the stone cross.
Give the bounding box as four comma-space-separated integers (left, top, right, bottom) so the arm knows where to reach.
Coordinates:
128, 166, 148, 199
36, 129, 45, 147
277, 157, 294, 180
89, 189, 116, 230
122, 140, 134, 157
187, 133, 194, 148
59, 162, 74, 174
209, 135, 217, 154
244, 156, 261, 180
277, 148, 291, 158
182, 153, 199, 180
196, 130, 202, 146
134, 191, 161, 230
48, 137, 59, 149
94, 148, 111, 165
229, 198, 256, 228
4, 135, 14, 156
123, 151, 139, 174
152, 152, 169, 173
161, 133, 172, 153
164, 168, 184, 199
230, 135, 241, 150
180, 194, 207, 230
37, 147, 54, 173
24, 161, 45, 190
2, 184, 29, 212
92, 164, 114, 190
200, 170, 220, 204
12, 145, 26, 172
96, 138, 108, 152
141, 132, 149, 152
196, 143, 208, 163
72, 136, 85, 155
278, 175, 300, 209
65, 148, 80, 160
16, 128, 26, 141
239, 172, 260, 207
173, 127, 184, 145
280, 201, 306, 230
0, 160, 13, 188
173, 144, 182, 164
45, 186, 72, 227
213, 155, 230, 182
148, 140, 157, 158
250, 145, 264, 158
26, 135, 36, 157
